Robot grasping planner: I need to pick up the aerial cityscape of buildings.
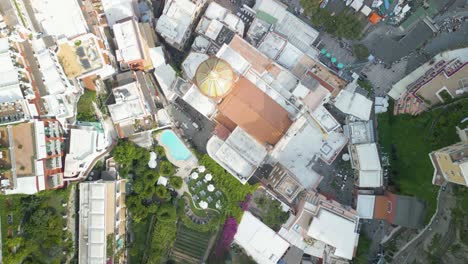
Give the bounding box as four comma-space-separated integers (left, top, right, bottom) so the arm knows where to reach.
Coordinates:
0, 0, 467, 264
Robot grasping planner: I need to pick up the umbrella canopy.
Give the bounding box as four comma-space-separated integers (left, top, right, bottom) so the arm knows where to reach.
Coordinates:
197, 166, 206, 173
337, 63, 344, 69
190, 172, 199, 179
207, 184, 215, 192
215, 200, 221, 209
148, 152, 157, 169
326, 52, 331, 58
199, 201, 208, 209
320, 48, 327, 54
204, 173, 213, 181
331, 57, 337, 63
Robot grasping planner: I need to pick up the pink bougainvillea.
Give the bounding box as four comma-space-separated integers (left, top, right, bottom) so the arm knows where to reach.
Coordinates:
238, 193, 251, 212
215, 217, 238, 256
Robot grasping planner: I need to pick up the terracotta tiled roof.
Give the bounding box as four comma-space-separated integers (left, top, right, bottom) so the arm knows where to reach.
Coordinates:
216, 77, 292, 145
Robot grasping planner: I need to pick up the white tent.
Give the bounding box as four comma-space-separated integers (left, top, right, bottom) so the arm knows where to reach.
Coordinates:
148, 151, 157, 168
157, 176, 168, 186
204, 173, 213, 182
207, 184, 215, 192
198, 165, 206, 173
191, 172, 199, 179
199, 201, 208, 209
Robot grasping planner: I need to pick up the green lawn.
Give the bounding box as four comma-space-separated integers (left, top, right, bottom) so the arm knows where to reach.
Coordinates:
378, 99, 467, 222
354, 233, 371, 264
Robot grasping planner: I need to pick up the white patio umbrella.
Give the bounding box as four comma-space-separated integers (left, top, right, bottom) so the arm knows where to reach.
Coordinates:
199, 201, 208, 209
204, 173, 212, 182
148, 152, 157, 169
207, 184, 215, 192
198, 166, 206, 173
215, 200, 221, 209
190, 172, 199, 179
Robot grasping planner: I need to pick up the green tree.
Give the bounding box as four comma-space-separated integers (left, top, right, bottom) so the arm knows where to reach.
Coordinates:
155, 185, 170, 200
353, 44, 370, 60
300, 0, 321, 13
169, 176, 183, 189
159, 161, 175, 176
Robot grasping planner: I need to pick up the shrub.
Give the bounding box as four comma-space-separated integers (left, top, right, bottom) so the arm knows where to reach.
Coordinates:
169, 176, 183, 189
214, 217, 238, 256
159, 161, 175, 176
353, 44, 370, 60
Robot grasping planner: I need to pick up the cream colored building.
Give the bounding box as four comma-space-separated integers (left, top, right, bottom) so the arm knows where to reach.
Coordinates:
78, 179, 127, 264
429, 129, 468, 186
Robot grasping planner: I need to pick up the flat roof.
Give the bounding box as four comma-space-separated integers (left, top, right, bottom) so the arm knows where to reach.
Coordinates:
182, 84, 216, 117
31, 0, 88, 38
355, 143, 381, 171
311, 105, 340, 133
113, 18, 144, 63
307, 208, 359, 260
108, 81, 147, 123
216, 77, 292, 146
334, 90, 372, 121
156, 0, 197, 45
79, 182, 107, 264
356, 195, 375, 219
234, 212, 290, 264
101, 0, 135, 26
4, 175, 39, 195
69, 128, 97, 160
216, 44, 250, 74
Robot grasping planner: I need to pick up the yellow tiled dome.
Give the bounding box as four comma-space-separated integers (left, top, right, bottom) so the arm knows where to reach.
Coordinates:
195, 57, 235, 98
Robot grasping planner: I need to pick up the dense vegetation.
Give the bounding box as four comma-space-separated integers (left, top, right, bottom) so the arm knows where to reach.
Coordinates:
301, 0, 363, 40
353, 44, 371, 60
378, 99, 468, 222
170, 224, 213, 263
254, 193, 289, 231
112, 140, 178, 263
76, 90, 98, 122
1, 188, 73, 264
355, 233, 371, 264
113, 141, 258, 262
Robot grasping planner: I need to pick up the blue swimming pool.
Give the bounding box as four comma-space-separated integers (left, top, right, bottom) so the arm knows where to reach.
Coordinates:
160, 130, 192, 161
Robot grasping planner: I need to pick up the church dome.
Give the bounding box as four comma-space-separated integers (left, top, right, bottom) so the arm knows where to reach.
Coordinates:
194, 57, 235, 98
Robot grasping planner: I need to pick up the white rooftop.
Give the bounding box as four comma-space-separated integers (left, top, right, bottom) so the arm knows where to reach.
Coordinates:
356, 194, 375, 219
4, 176, 40, 195
113, 18, 144, 63
78, 182, 107, 264
108, 81, 147, 123
216, 44, 250, 75
182, 52, 209, 79
235, 212, 290, 264
101, 0, 135, 26
254, 0, 319, 56
272, 116, 346, 188
31, 0, 88, 38
156, 0, 198, 46
307, 209, 359, 260
182, 84, 216, 117
311, 105, 340, 133
355, 143, 382, 188
334, 90, 373, 120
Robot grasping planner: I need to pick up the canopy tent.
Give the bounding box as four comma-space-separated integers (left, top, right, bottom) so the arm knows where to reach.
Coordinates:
207, 184, 215, 192
198, 165, 206, 172
204, 173, 213, 181
191, 172, 199, 179
199, 201, 208, 209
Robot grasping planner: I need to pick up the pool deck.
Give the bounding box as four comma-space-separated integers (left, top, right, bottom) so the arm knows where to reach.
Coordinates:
155, 130, 198, 176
